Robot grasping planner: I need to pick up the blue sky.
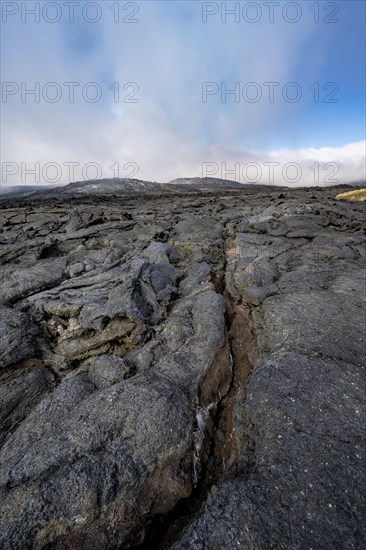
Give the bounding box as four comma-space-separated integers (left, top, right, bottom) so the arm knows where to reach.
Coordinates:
1, 0, 365, 186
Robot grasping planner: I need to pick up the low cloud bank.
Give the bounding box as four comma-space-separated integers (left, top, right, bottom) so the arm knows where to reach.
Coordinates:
2, 139, 364, 189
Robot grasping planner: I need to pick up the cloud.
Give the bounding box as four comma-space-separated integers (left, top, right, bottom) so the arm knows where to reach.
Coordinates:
3, 125, 364, 187
197, 141, 366, 187
1, 1, 364, 188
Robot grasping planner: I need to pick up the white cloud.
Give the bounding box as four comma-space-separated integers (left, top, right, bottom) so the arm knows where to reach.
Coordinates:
196, 141, 366, 187
1, 2, 364, 188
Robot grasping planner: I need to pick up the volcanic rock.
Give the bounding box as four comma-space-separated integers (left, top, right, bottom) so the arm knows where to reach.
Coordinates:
0, 184, 365, 549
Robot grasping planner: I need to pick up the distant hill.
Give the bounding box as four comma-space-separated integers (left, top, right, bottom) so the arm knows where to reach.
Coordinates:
62, 176, 274, 194
2, 176, 363, 199
63, 178, 161, 194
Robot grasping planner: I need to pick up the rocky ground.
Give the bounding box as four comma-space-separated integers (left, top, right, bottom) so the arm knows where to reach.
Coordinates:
0, 185, 365, 549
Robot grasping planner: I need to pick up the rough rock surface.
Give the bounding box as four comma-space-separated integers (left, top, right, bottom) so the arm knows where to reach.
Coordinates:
0, 185, 365, 549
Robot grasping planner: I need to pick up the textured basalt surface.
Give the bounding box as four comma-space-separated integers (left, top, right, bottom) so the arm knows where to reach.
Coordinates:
0, 185, 365, 549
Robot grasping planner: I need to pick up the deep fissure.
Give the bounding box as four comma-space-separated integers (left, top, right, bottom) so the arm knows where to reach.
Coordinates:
133, 227, 258, 549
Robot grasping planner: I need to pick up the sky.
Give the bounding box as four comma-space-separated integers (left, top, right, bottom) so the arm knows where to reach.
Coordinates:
1, 0, 365, 187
